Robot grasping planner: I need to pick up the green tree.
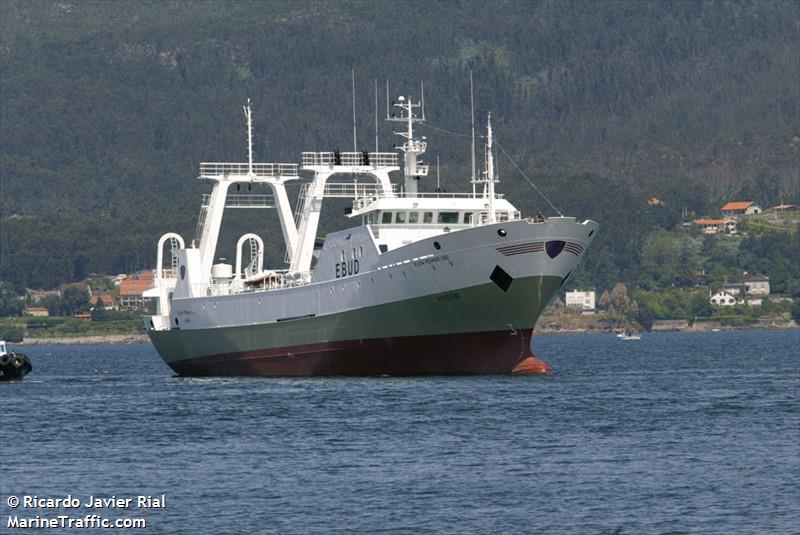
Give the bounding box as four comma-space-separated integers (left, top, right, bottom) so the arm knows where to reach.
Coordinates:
61, 287, 90, 316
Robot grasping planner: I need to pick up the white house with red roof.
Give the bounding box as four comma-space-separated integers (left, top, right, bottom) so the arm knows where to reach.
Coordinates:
693, 218, 737, 234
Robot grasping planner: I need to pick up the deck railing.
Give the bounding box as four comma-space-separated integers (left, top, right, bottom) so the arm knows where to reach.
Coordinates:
199, 162, 299, 179
190, 271, 312, 297
301, 152, 399, 168
201, 193, 276, 209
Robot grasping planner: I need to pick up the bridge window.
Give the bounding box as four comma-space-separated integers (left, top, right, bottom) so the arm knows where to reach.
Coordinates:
381, 212, 393, 224
463, 212, 474, 224
438, 212, 459, 224
409, 212, 419, 224
423, 212, 434, 223
395, 212, 407, 224
498, 212, 509, 222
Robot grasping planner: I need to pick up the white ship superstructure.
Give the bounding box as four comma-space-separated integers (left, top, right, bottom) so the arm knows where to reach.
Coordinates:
145, 93, 597, 376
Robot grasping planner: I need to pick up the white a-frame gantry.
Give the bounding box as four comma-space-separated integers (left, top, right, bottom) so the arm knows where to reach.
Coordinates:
195, 99, 300, 280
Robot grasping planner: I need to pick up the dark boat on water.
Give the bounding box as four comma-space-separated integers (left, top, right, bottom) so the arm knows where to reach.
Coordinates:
0, 341, 32, 381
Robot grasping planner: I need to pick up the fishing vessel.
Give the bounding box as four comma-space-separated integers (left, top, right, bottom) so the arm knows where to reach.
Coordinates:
144, 92, 598, 375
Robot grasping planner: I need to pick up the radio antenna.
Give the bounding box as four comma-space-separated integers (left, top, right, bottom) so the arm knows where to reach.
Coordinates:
436, 155, 440, 190
243, 98, 254, 175
470, 70, 476, 195
351, 67, 357, 152
374, 78, 379, 152
421, 80, 426, 120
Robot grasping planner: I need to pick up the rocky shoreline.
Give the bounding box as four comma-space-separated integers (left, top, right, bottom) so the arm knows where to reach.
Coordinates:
18, 334, 150, 346
535, 318, 797, 335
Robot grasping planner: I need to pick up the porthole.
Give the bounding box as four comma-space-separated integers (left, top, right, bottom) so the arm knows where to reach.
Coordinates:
497, 228, 507, 237
433, 241, 441, 250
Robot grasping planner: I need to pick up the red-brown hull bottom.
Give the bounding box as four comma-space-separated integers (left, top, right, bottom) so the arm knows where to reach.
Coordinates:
168, 329, 534, 377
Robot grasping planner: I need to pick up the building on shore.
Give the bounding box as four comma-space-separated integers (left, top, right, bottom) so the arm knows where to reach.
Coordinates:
119, 272, 155, 309
709, 291, 737, 307
565, 290, 596, 312
723, 283, 747, 297
24, 306, 50, 317
744, 275, 770, 296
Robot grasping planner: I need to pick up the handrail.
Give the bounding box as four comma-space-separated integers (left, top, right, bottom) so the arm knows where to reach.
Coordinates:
321, 183, 398, 198
189, 271, 313, 297
301, 151, 399, 168
201, 193, 276, 208
199, 162, 299, 178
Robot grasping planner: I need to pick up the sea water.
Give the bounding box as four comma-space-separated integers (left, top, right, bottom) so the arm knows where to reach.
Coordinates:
1, 329, 798, 534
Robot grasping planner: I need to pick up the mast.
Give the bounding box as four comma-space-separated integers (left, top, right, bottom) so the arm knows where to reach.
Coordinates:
470, 71, 476, 196
485, 113, 498, 224
436, 155, 440, 190
243, 98, 254, 175
351, 68, 357, 152
374, 78, 379, 153
387, 93, 428, 196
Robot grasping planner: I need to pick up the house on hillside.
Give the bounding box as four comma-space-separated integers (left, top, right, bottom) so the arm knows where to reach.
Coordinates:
744, 275, 770, 296
768, 204, 799, 213
721, 201, 761, 217
89, 294, 116, 310
693, 218, 737, 234
119, 272, 155, 309
565, 290, 596, 312
723, 283, 747, 297
24, 306, 50, 317
709, 291, 737, 307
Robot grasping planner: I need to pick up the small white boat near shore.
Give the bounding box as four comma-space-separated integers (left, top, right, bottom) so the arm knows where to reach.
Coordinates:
616, 332, 642, 340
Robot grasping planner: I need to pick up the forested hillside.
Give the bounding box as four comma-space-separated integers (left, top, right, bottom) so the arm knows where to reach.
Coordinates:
1, 0, 798, 290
